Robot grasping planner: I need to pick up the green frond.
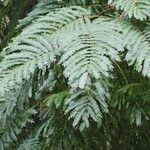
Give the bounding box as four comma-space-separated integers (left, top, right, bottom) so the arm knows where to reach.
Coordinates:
118, 21, 150, 77
58, 17, 124, 129
60, 17, 124, 89
65, 79, 109, 130
34, 71, 56, 100
0, 108, 37, 149
44, 90, 69, 108
4, 6, 89, 54
36, 105, 76, 149
18, 138, 40, 150
18, 0, 63, 28
0, 0, 150, 149
110, 66, 150, 125
108, 0, 150, 20
0, 6, 89, 121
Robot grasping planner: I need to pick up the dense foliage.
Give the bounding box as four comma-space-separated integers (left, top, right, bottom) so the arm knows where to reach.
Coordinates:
0, 0, 150, 149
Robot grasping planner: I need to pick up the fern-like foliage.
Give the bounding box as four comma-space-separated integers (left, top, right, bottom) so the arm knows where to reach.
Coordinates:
65, 85, 109, 130
18, 0, 63, 28
18, 138, 40, 150
118, 21, 150, 77
0, 7, 89, 122
0, 108, 37, 149
0, 7, 90, 148
60, 17, 124, 88
0, 0, 150, 149
108, 0, 150, 20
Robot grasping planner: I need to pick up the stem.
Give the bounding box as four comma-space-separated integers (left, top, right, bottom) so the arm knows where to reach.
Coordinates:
114, 61, 129, 84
